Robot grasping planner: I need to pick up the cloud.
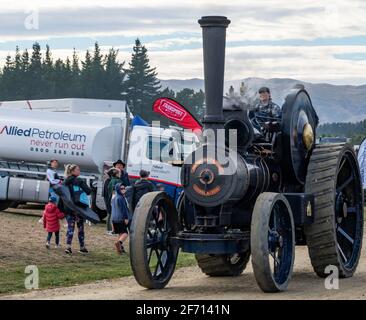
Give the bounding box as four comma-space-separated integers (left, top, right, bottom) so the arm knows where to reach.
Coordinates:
0, 0, 366, 41
0, 0, 365, 84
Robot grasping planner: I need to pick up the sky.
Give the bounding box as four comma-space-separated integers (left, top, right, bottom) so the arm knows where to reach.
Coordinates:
0, 0, 366, 85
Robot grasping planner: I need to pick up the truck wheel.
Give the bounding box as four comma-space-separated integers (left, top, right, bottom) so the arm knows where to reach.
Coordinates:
9, 201, 20, 208
0, 200, 10, 211
195, 251, 250, 276
129, 192, 179, 289
305, 144, 363, 278
251, 192, 295, 292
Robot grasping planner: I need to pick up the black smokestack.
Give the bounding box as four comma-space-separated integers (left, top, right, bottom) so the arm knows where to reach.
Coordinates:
198, 16, 231, 130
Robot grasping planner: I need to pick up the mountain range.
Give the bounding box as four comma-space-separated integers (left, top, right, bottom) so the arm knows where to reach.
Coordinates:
160, 77, 366, 124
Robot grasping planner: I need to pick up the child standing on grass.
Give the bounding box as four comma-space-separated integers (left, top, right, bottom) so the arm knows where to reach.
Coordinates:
43, 195, 65, 249
111, 183, 131, 254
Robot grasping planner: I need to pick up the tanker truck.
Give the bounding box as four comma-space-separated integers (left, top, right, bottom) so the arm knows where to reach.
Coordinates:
0, 98, 198, 219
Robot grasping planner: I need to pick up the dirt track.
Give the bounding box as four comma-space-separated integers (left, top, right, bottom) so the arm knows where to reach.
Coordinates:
4, 240, 366, 300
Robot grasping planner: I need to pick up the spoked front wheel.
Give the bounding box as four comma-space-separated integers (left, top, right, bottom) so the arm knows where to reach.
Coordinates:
129, 191, 179, 289
251, 193, 295, 292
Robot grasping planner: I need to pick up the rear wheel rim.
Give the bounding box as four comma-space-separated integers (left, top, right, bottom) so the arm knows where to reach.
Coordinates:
335, 151, 363, 271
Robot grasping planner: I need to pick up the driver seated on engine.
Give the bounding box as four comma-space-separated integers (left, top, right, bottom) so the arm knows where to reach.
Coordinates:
249, 87, 282, 142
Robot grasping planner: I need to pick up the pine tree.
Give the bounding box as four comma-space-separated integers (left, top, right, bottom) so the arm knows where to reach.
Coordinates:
90, 42, 105, 98
42, 45, 54, 98
158, 87, 175, 99
20, 49, 31, 98
0, 55, 15, 99
103, 48, 125, 99
124, 39, 161, 120
192, 89, 205, 119
64, 57, 73, 97
175, 88, 205, 120
70, 49, 81, 97
29, 42, 43, 98
80, 50, 93, 97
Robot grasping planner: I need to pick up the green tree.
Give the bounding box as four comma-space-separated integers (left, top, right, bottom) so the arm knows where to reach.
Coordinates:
20, 49, 31, 98
80, 50, 93, 97
89, 42, 105, 98
29, 42, 43, 98
175, 88, 205, 120
103, 48, 125, 99
70, 49, 81, 97
42, 45, 55, 98
124, 39, 161, 120
158, 87, 175, 99
0, 55, 15, 99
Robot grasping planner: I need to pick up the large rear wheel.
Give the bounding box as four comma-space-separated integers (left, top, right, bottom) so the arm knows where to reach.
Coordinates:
129, 192, 179, 289
305, 144, 364, 277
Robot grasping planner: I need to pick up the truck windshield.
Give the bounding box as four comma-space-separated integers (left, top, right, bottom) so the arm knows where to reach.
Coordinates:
147, 136, 179, 163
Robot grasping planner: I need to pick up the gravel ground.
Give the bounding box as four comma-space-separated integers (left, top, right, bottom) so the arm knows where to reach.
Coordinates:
2, 207, 366, 300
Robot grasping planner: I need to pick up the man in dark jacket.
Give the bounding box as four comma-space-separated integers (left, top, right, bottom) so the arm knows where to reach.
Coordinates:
113, 159, 130, 187
249, 87, 282, 142
111, 183, 130, 254
131, 169, 156, 211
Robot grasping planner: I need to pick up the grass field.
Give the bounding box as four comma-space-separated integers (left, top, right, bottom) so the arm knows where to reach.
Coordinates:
0, 210, 196, 295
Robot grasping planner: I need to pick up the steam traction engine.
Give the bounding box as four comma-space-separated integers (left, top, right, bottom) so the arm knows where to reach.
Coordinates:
129, 16, 364, 292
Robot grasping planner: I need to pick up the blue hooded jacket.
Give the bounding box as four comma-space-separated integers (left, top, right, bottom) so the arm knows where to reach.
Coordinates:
111, 183, 131, 223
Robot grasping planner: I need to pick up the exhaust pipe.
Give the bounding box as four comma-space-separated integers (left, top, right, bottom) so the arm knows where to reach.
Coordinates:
198, 16, 231, 131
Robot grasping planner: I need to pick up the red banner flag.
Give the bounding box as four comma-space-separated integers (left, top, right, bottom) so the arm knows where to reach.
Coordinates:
153, 98, 202, 132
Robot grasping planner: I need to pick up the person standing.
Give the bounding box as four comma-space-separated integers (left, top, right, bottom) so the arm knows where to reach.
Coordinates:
46, 159, 62, 199
113, 160, 130, 187
105, 168, 121, 235
131, 169, 156, 211
43, 195, 65, 249
63, 164, 91, 255
111, 183, 131, 254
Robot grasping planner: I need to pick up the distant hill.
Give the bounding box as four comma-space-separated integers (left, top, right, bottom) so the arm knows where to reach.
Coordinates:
160, 77, 366, 124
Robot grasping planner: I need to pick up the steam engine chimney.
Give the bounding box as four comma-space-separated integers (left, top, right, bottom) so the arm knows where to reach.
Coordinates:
198, 16, 231, 131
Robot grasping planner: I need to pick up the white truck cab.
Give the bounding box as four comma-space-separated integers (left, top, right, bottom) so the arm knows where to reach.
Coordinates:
127, 125, 199, 202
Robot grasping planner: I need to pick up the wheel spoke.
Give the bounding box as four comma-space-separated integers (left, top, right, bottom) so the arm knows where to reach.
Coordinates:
337, 175, 354, 193
337, 226, 354, 244
270, 251, 280, 266
153, 249, 165, 277
339, 157, 347, 173
153, 250, 161, 277
147, 248, 153, 264
147, 229, 152, 238
273, 207, 278, 231
146, 239, 159, 248
164, 211, 168, 231
337, 243, 348, 263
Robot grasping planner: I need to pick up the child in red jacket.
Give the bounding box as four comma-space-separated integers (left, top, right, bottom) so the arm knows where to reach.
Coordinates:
43, 195, 65, 249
